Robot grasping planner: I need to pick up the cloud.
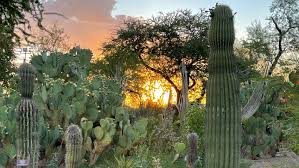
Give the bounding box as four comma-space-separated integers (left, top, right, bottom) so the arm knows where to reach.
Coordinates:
43, 0, 124, 54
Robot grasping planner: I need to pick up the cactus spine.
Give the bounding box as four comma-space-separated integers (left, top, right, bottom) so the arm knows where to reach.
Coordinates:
205, 5, 241, 168
16, 63, 40, 168
65, 124, 83, 168
186, 133, 198, 168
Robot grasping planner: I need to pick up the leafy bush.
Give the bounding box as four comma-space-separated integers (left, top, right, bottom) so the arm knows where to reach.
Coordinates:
0, 86, 20, 166
185, 103, 205, 157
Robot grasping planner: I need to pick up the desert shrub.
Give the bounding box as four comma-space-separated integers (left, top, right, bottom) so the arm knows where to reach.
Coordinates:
148, 110, 180, 152
184, 103, 205, 156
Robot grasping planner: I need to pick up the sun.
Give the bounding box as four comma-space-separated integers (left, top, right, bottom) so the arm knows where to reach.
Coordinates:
141, 80, 175, 106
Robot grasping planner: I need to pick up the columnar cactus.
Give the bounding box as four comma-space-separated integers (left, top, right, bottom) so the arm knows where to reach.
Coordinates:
18, 63, 36, 97
205, 5, 241, 168
65, 124, 83, 168
16, 63, 40, 168
186, 133, 198, 168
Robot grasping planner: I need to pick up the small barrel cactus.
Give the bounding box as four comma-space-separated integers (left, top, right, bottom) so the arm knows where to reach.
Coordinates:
65, 124, 83, 168
186, 133, 198, 168
18, 63, 36, 98
16, 98, 40, 168
205, 5, 241, 168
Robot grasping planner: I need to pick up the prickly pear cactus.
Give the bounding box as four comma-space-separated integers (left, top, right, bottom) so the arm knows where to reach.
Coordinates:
205, 5, 241, 168
65, 124, 83, 168
18, 63, 36, 97
93, 118, 116, 154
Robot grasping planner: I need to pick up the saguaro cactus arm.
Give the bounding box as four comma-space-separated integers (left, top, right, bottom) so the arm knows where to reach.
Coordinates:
241, 81, 268, 121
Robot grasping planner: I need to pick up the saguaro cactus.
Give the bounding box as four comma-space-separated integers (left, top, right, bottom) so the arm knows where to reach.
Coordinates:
65, 124, 83, 168
16, 63, 40, 168
205, 5, 241, 168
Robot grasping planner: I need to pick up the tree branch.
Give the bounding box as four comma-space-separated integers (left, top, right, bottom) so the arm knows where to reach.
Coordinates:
138, 54, 180, 94
268, 17, 283, 76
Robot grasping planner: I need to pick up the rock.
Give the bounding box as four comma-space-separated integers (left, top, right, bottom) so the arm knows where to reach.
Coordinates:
244, 151, 299, 168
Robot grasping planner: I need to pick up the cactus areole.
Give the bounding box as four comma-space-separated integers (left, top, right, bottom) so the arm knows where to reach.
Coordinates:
205, 5, 241, 168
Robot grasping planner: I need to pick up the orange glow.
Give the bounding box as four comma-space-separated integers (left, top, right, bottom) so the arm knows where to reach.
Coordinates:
141, 81, 176, 106
124, 67, 206, 109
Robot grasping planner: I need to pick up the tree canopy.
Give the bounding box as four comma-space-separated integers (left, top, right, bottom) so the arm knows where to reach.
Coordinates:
0, 0, 45, 85
102, 9, 210, 101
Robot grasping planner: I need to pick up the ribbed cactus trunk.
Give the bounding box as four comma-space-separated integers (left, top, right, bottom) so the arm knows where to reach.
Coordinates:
205, 5, 241, 168
65, 124, 83, 168
16, 63, 40, 168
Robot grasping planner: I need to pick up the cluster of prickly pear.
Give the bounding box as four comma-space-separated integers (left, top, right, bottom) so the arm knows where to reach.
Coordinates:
31, 47, 92, 80
16, 63, 40, 168
93, 118, 116, 154
118, 118, 148, 149
34, 75, 122, 129
65, 124, 83, 168
205, 5, 241, 168
185, 133, 198, 168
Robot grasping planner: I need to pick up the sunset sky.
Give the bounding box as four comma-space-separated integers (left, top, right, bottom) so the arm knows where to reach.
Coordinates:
42, 0, 272, 54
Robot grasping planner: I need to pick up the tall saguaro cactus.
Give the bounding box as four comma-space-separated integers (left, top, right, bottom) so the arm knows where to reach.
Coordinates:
16, 63, 40, 168
65, 124, 83, 168
205, 5, 241, 168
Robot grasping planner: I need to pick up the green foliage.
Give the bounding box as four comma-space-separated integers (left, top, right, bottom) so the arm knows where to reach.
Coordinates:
31, 47, 93, 81
1, 48, 149, 167
92, 118, 116, 154
0, 0, 43, 84
289, 70, 299, 84
107, 9, 210, 96
0, 25, 15, 86
174, 142, 186, 154
0, 87, 19, 167
114, 155, 134, 168
148, 112, 179, 152
280, 84, 299, 154
241, 77, 299, 159
184, 102, 205, 164
242, 113, 282, 159
117, 117, 148, 150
